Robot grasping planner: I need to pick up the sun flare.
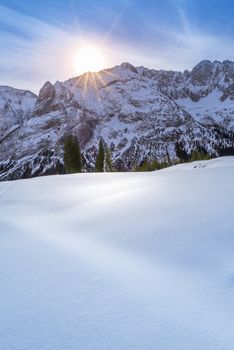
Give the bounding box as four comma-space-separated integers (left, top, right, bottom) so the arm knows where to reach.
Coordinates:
74, 46, 106, 75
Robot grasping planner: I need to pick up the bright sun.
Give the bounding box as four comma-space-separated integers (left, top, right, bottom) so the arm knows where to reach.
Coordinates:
74, 46, 106, 75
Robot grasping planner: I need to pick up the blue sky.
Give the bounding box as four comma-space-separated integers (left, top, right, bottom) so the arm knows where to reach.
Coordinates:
1, 0, 234, 92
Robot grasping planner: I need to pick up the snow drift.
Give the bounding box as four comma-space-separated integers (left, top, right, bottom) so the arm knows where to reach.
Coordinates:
0, 157, 234, 349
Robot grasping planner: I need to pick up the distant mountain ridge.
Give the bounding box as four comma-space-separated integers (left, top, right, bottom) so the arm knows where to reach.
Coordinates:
0, 60, 234, 180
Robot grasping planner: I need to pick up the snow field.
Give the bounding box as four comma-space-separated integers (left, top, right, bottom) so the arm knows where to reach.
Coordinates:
0, 157, 234, 349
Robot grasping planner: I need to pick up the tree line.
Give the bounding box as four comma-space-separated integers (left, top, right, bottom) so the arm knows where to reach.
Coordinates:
63, 135, 213, 174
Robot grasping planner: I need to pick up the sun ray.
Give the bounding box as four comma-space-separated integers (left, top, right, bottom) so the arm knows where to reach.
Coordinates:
69, 2, 85, 45
82, 71, 90, 99
90, 72, 101, 99
101, 1, 129, 44
95, 71, 108, 88
90, 72, 108, 114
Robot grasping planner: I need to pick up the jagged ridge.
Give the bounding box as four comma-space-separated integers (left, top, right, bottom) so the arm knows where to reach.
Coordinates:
0, 60, 234, 180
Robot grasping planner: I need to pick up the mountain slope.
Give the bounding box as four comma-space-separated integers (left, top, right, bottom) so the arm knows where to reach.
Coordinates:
0, 86, 37, 141
1, 61, 234, 180
138, 60, 234, 130
0, 157, 234, 349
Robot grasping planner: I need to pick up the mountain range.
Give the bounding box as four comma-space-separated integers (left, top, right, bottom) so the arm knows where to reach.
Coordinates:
1, 59, 234, 180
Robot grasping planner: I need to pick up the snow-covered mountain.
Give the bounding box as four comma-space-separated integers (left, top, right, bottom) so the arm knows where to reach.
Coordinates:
1, 157, 234, 349
0, 86, 37, 142
139, 60, 234, 130
1, 60, 234, 180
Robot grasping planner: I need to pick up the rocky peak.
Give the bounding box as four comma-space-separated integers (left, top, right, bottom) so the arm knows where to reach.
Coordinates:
190, 60, 215, 86
34, 81, 58, 116
136, 59, 234, 101
54, 81, 73, 101
221, 60, 234, 81
33, 80, 76, 117
120, 62, 139, 74
37, 81, 55, 102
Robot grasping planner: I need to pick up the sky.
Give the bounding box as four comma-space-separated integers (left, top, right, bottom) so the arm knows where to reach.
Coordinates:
1, 0, 234, 93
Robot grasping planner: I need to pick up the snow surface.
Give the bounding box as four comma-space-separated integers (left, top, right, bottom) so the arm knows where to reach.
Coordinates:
0, 157, 234, 350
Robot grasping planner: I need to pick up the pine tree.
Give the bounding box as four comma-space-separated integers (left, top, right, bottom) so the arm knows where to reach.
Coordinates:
175, 142, 189, 163
104, 146, 114, 172
64, 135, 82, 173
95, 140, 105, 172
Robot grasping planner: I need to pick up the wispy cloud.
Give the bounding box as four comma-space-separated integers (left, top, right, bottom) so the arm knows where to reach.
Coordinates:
0, 5, 86, 92
162, 4, 234, 70
1, 2, 234, 93
127, 2, 234, 71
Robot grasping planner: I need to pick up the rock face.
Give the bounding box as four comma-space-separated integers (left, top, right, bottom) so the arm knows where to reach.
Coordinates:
138, 60, 234, 130
0, 86, 37, 141
1, 60, 234, 180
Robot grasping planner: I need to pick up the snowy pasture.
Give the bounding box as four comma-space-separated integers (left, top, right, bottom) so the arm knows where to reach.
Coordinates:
0, 157, 234, 349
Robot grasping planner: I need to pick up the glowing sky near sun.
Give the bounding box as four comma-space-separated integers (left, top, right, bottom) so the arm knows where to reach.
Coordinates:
73, 46, 107, 75
0, 0, 234, 92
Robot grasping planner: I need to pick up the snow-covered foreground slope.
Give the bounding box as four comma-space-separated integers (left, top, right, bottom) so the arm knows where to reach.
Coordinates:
0, 157, 234, 350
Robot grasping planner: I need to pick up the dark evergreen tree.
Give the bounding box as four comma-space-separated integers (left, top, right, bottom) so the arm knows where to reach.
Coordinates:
104, 146, 114, 172
175, 142, 189, 163
95, 140, 105, 172
218, 146, 234, 156
116, 159, 124, 172
166, 149, 172, 165
63, 135, 82, 173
